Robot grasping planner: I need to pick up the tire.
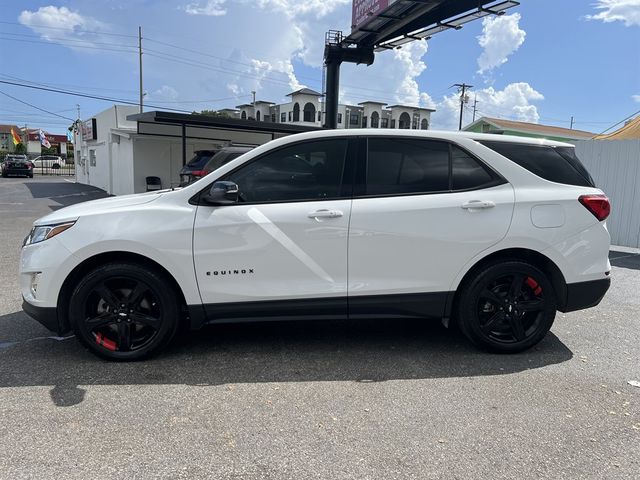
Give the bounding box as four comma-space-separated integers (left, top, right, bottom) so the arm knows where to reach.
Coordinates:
28, 173, 33, 178
456, 260, 556, 353
52, 163, 60, 169
69, 262, 180, 361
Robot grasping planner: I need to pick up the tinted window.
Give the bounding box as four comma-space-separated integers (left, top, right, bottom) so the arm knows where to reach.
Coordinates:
187, 151, 215, 168
204, 150, 249, 173
480, 141, 594, 187
452, 146, 496, 190
556, 147, 595, 186
226, 140, 348, 203
366, 138, 449, 195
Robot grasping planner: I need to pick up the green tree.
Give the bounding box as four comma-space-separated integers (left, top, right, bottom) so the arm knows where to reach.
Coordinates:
195, 110, 231, 118
14, 143, 26, 154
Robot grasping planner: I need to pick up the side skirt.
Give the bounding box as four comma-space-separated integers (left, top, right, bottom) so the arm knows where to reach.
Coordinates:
188, 292, 451, 329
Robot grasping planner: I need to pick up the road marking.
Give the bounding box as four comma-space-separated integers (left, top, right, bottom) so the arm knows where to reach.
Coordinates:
63, 178, 75, 183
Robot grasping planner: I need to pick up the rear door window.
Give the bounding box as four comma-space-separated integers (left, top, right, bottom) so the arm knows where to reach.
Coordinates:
451, 146, 497, 190
480, 141, 595, 187
365, 138, 449, 195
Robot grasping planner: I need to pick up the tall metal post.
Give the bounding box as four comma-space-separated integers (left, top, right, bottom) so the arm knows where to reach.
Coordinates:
138, 26, 143, 113
324, 58, 341, 130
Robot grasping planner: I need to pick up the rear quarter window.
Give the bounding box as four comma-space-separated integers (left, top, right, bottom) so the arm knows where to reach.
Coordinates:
479, 141, 595, 187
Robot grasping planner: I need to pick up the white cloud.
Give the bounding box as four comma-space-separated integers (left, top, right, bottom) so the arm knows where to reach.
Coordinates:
633, 94, 640, 102
340, 40, 436, 109
586, 0, 640, 27
248, 58, 304, 93
477, 13, 526, 75
18, 6, 108, 45
253, 0, 351, 18
149, 85, 179, 101
431, 82, 544, 130
183, 0, 227, 16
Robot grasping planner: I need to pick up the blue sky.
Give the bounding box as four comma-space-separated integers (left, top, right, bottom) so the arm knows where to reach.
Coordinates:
0, 0, 638, 134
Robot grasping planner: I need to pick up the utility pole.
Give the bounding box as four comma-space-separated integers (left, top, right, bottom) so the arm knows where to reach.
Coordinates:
138, 26, 143, 113
251, 90, 256, 118
76, 104, 80, 121
570, 116, 574, 130
472, 95, 478, 122
453, 83, 473, 130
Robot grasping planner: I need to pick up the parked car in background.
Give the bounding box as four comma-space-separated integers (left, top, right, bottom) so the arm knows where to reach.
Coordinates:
178, 150, 219, 186
2, 155, 33, 178
32, 155, 65, 169
180, 146, 254, 185
20, 130, 611, 361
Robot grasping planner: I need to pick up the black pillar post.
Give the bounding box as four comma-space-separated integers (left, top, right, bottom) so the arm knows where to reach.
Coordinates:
323, 43, 375, 130
324, 58, 341, 130
182, 123, 187, 166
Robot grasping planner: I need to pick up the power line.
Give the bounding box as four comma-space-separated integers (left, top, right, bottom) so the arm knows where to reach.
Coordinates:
0, 30, 137, 48
0, 90, 75, 121
596, 109, 640, 135
0, 80, 191, 113
0, 74, 253, 107
0, 36, 137, 54
0, 79, 252, 113
0, 20, 137, 38
0, 73, 139, 95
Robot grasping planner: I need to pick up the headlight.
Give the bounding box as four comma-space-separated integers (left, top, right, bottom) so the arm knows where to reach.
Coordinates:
23, 221, 76, 247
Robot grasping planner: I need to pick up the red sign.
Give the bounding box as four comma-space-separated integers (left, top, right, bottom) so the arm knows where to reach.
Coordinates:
352, 0, 390, 30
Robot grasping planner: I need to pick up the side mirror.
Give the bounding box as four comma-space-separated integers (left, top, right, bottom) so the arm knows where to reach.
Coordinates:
202, 181, 239, 205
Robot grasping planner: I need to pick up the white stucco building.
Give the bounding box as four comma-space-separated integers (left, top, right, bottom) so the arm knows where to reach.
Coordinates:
234, 88, 434, 130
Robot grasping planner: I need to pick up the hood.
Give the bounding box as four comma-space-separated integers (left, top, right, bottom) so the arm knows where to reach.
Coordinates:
34, 191, 164, 226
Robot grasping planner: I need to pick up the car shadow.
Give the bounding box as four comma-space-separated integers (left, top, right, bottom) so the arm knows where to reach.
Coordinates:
609, 250, 640, 271
23, 182, 109, 209
0, 311, 573, 407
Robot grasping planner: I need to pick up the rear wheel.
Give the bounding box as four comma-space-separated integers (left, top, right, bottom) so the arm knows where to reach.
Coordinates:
52, 163, 60, 169
69, 263, 180, 361
457, 261, 556, 353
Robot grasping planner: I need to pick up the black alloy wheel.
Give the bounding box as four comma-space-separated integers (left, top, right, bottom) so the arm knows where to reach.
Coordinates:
457, 260, 556, 353
69, 263, 179, 360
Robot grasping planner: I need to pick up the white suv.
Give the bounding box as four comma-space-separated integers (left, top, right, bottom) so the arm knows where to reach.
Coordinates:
20, 130, 611, 360
32, 155, 65, 169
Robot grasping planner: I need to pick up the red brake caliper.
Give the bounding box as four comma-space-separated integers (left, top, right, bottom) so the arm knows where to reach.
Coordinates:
526, 277, 542, 296
95, 332, 117, 351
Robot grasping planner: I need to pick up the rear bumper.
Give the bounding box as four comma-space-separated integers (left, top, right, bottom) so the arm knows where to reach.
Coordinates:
4, 169, 31, 176
22, 298, 65, 335
560, 278, 611, 313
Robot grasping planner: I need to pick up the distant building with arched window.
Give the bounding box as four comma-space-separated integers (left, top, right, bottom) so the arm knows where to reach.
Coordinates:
232, 89, 434, 130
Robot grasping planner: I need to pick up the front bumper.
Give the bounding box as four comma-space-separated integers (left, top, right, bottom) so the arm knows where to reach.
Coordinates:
22, 298, 66, 335
560, 277, 611, 313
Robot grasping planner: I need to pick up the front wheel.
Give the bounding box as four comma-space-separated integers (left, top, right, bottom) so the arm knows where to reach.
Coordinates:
456, 260, 557, 353
69, 263, 180, 361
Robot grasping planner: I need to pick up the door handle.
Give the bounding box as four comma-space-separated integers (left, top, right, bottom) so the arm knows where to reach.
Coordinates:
308, 209, 344, 219
461, 200, 496, 210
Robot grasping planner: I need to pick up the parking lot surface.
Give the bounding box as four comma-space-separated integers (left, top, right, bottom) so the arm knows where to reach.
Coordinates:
0, 177, 638, 479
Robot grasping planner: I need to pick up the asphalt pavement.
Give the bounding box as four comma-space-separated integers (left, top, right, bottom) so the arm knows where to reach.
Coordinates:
0, 177, 638, 479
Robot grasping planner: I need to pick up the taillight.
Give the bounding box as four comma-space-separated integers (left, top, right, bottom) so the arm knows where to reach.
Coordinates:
190, 170, 210, 177
579, 194, 610, 221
